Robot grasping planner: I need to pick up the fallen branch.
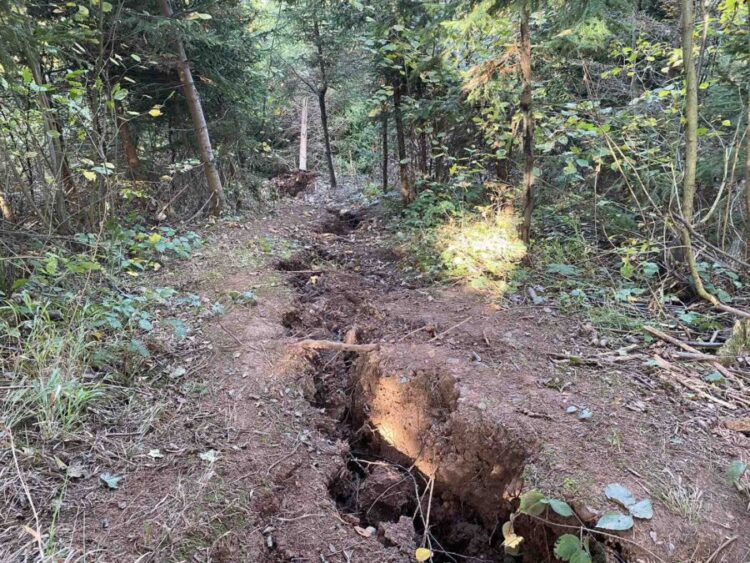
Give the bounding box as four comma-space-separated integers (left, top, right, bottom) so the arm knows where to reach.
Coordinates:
429, 316, 472, 342
644, 326, 734, 381
651, 356, 736, 410
297, 339, 379, 353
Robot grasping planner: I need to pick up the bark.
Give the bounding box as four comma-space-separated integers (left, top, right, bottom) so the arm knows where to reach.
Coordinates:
26, 48, 71, 230
117, 110, 142, 179
382, 106, 389, 191
418, 130, 428, 176
313, 18, 336, 188
392, 77, 413, 204
519, 0, 535, 245
157, 0, 226, 215
299, 97, 308, 171
0, 193, 13, 222
679, 0, 719, 305
318, 89, 337, 187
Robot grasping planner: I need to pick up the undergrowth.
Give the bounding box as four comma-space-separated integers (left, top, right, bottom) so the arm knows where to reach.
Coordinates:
386, 182, 748, 341
0, 222, 207, 557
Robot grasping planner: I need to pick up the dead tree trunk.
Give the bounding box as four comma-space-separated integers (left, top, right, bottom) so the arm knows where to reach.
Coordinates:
519, 0, 535, 245
382, 106, 389, 191
299, 97, 308, 171
157, 0, 225, 215
392, 77, 413, 204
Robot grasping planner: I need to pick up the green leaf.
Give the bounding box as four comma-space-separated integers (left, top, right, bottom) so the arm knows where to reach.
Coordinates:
604, 483, 636, 508
571, 551, 593, 563
547, 263, 579, 276
628, 499, 653, 519
554, 535, 592, 562
138, 318, 153, 331
554, 535, 582, 559
547, 498, 574, 517
704, 372, 725, 384
519, 490, 547, 516
129, 339, 151, 358
100, 472, 122, 489
728, 460, 747, 485
167, 318, 187, 340
595, 511, 634, 531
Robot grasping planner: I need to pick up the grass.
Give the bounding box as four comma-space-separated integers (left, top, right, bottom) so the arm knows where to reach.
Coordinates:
652, 470, 704, 523
2, 299, 104, 441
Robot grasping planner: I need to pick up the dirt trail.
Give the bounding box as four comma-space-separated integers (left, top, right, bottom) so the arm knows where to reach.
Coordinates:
56, 183, 749, 562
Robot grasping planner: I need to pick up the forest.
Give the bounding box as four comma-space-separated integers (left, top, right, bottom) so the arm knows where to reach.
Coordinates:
0, 0, 749, 561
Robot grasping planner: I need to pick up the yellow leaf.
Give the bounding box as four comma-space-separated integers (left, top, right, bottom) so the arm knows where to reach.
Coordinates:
415, 548, 432, 562
149, 107, 162, 117
148, 233, 162, 245
502, 521, 524, 555
83, 170, 97, 181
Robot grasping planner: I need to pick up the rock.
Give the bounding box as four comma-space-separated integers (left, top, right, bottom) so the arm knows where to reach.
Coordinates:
378, 516, 416, 550
358, 465, 412, 524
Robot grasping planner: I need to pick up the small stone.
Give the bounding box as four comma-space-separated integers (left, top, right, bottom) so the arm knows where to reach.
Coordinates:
477, 402, 487, 411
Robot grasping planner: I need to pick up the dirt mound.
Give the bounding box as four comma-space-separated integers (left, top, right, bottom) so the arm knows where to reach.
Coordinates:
272, 169, 317, 197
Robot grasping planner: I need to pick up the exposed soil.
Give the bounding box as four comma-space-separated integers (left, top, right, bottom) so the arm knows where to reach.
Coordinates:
49, 182, 750, 562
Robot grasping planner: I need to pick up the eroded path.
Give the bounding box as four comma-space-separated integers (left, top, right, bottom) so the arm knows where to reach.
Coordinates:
57, 185, 749, 562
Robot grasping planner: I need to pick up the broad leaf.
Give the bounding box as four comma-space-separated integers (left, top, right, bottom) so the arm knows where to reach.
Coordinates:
604, 483, 636, 508
628, 499, 653, 519
547, 498, 574, 517
519, 490, 547, 516
595, 511, 634, 531
100, 472, 122, 490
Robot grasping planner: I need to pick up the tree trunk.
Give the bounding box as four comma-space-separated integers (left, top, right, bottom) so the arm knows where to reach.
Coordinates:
157, 0, 225, 215
117, 110, 142, 179
382, 106, 389, 191
680, 0, 718, 304
519, 0, 535, 245
26, 48, 71, 230
318, 89, 337, 188
418, 130, 428, 176
392, 77, 413, 204
0, 192, 13, 222
299, 97, 308, 171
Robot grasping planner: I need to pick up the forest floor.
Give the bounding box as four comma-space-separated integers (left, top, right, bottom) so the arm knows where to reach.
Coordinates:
43, 181, 750, 562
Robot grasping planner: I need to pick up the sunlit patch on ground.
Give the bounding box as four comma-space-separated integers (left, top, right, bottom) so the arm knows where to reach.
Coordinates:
437, 209, 526, 296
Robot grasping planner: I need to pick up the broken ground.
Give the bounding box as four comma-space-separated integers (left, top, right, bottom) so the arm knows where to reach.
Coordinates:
4, 184, 749, 562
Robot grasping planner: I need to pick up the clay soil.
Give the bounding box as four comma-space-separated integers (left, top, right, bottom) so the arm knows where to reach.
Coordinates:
50, 184, 750, 562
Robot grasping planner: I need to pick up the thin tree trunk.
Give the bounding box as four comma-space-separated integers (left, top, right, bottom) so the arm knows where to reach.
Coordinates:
117, 110, 142, 179
679, 0, 719, 305
392, 77, 413, 204
318, 89, 336, 188
312, 18, 336, 188
0, 193, 13, 222
299, 97, 308, 171
382, 106, 389, 191
157, 0, 225, 215
519, 0, 535, 245
26, 48, 71, 230
418, 130, 428, 176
